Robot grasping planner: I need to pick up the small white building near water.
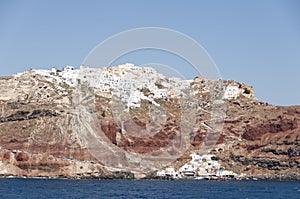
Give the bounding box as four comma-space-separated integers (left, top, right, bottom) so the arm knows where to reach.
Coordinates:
179, 153, 221, 177
157, 167, 178, 177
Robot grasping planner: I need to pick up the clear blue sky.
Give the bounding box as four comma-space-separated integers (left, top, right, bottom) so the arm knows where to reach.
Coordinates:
0, 0, 299, 106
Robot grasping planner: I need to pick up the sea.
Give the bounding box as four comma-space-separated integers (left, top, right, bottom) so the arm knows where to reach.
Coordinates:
0, 178, 299, 199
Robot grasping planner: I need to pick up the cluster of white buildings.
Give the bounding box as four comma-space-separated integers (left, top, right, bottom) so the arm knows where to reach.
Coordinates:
157, 152, 237, 180
29, 63, 191, 109
24, 63, 249, 109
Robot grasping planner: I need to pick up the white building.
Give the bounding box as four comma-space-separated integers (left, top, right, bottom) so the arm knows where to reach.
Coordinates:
223, 85, 239, 99
157, 167, 178, 177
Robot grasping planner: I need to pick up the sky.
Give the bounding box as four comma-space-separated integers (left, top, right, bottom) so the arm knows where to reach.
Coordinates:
0, 0, 299, 106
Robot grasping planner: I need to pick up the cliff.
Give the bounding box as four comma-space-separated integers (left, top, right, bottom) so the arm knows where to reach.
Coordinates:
0, 65, 299, 179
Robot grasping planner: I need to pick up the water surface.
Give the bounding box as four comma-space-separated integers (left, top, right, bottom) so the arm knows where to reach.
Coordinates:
0, 179, 299, 198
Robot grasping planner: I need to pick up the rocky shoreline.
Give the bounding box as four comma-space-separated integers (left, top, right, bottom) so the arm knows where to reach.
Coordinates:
1, 147, 299, 181
1, 175, 300, 181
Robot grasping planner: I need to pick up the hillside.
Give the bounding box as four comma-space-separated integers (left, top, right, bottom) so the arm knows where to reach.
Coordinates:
0, 64, 299, 179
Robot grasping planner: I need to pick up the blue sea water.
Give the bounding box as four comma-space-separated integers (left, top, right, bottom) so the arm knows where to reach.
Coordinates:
0, 179, 299, 199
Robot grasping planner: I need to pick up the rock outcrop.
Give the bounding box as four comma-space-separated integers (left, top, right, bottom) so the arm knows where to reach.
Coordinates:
0, 66, 299, 179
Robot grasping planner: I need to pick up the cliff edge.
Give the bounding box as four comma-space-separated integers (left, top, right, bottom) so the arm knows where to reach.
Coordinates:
0, 65, 299, 179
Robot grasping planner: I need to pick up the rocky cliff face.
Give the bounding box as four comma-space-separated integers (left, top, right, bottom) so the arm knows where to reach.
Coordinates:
219, 101, 300, 180
0, 68, 299, 179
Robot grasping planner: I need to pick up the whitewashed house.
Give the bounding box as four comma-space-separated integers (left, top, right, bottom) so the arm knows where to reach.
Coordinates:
223, 85, 239, 99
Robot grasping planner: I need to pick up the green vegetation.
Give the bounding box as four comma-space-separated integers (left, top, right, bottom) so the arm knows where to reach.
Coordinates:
211, 156, 220, 161
155, 81, 164, 89
140, 87, 151, 96
243, 88, 251, 94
